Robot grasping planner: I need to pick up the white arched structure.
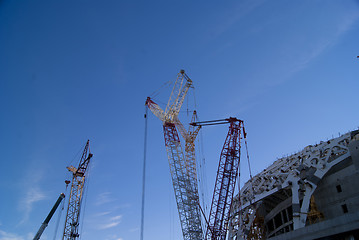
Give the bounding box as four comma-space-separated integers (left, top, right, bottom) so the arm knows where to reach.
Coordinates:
229, 130, 359, 240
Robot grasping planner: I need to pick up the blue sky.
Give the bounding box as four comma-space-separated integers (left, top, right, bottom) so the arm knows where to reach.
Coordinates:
1, 1, 359, 240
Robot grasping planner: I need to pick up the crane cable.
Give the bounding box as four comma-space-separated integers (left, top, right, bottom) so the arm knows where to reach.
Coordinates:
148, 79, 173, 98
140, 106, 148, 240
198, 129, 207, 208
242, 123, 255, 203
242, 124, 253, 181
52, 183, 69, 240
79, 162, 92, 240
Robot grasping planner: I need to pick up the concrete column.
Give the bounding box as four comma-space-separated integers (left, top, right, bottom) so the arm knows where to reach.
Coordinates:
299, 184, 315, 227
291, 180, 301, 230
348, 140, 359, 170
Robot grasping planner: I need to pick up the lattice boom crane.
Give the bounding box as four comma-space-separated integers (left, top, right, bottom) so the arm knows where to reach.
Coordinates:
191, 118, 244, 240
62, 140, 93, 240
146, 70, 203, 240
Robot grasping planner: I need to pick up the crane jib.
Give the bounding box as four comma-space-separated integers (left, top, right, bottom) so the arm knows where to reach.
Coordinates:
146, 70, 204, 240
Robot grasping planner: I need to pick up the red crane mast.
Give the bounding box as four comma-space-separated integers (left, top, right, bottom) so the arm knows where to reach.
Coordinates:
191, 118, 243, 240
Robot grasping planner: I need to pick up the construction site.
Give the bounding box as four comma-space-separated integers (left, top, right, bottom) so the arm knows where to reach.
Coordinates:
142, 70, 359, 240
30, 70, 359, 240
2, 1, 359, 240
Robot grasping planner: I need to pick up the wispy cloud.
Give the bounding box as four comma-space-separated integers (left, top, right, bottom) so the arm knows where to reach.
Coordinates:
17, 169, 47, 225
102, 235, 123, 240
94, 211, 111, 217
95, 192, 116, 206
337, 8, 359, 34
228, 7, 359, 114
88, 198, 129, 232
19, 186, 46, 224
94, 210, 123, 230
98, 221, 120, 230
98, 215, 122, 230
278, 9, 359, 84
211, 0, 268, 38
0, 230, 24, 240
110, 215, 122, 221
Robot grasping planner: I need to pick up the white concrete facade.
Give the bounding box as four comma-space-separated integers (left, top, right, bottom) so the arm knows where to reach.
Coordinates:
228, 130, 359, 240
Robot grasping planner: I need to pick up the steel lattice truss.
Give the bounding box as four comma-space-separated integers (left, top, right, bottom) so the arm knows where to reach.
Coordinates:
228, 132, 354, 240
146, 70, 203, 240
206, 119, 242, 240
62, 141, 93, 240
183, 113, 202, 209
164, 122, 203, 239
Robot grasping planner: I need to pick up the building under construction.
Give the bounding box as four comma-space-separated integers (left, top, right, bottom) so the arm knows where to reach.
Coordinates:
228, 130, 359, 240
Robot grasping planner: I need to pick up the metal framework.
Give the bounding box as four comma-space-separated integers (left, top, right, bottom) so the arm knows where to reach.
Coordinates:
200, 118, 243, 240
228, 131, 355, 239
62, 140, 93, 240
146, 70, 203, 240
183, 112, 202, 206
163, 121, 203, 239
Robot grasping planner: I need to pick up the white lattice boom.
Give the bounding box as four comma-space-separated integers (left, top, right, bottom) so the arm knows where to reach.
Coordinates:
146, 70, 203, 240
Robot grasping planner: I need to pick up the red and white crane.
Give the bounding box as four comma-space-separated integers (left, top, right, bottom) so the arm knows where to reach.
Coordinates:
146, 70, 204, 240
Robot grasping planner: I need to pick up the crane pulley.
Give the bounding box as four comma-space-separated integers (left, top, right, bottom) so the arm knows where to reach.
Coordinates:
164, 69, 193, 123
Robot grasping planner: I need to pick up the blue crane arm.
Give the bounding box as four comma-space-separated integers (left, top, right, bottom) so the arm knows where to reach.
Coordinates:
33, 193, 65, 240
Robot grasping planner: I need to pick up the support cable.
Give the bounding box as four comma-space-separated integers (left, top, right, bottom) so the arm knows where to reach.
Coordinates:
140, 106, 148, 240
197, 201, 212, 236
52, 199, 64, 240
52, 184, 68, 240
242, 125, 253, 180
243, 124, 255, 202
198, 129, 208, 216
169, 177, 174, 240
79, 164, 92, 240
67, 143, 87, 171
149, 80, 173, 98
193, 87, 197, 109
